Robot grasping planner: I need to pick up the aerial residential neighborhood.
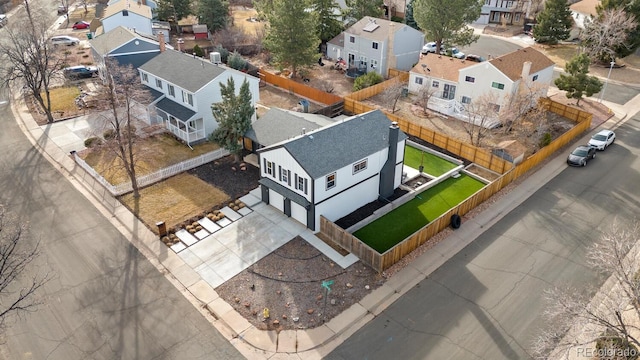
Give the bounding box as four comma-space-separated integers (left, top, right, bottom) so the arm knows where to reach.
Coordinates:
1, 0, 640, 359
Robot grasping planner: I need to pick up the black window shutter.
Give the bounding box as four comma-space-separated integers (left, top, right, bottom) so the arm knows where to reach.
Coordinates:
278, 166, 282, 180
304, 178, 308, 194
263, 158, 266, 173
295, 174, 298, 188
287, 170, 291, 185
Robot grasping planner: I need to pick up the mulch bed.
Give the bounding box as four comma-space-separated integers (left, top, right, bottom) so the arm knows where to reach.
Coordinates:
188, 155, 260, 200
216, 236, 384, 331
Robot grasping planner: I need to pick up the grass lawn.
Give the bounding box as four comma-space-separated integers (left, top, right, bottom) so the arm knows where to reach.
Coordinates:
539, 44, 580, 69
120, 173, 229, 234
44, 86, 80, 113
81, 133, 219, 184
404, 145, 459, 176
354, 174, 485, 253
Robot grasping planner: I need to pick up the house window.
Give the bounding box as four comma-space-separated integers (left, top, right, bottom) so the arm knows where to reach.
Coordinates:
432, 80, 439, 88
264, 159, 275, 176
141, 73, 148, 82
484, 0, 490, 4
515, 13, 521, 22
504, 13, 511, 20
122, 10, 128, 16
156, 79, 163, 89
462, 96, 471, 104
492, 81, 505, 90
372, 42, 379, 50
281, 167, 290, 184
491, 103, 501, 112
295, 174, 308, 194
532, 74, 539, 81
349, 36, 355, 43
182, 91, 193, 106
168, 85, 175, 97
353, 159, 367, 174
371, 59, 378, 70
326, 173, 336, 190
415, 77, 423, 85
443, 84, 456, 99
465, 76, 475, 83
507, 1, 513, 7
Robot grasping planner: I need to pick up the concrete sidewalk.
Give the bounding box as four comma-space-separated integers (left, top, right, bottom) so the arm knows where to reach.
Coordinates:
10, 78, 640, 359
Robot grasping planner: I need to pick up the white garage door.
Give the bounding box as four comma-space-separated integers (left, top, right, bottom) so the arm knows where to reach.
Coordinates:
269, 189, 284, 212
290, 202, 307, 226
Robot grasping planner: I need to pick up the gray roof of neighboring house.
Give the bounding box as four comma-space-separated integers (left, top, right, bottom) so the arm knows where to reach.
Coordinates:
346, 17, 407, 42
155, 97, 196, 121
90, 26, 138, 55
139, 49, 226, 93
264, 110, 407, 179
245, 108, 333, 147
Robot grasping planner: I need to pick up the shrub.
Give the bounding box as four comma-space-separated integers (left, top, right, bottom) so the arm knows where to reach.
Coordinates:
538, 132, 552, 148
227, 51, 248, 71
353, 72, 383, 91
595, 330, 639, 360
213, 45, 229, 63
103, 128, 115, 140
193, 44, 204, 58
84, 136, 102, 147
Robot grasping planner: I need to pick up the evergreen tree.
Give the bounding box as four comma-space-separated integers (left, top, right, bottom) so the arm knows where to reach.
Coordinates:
210, 78, 255, 162
554, 53, 603, 106
342, 0, 384, 26
404, 0, 419, 30
197, 0, 228, 33
263, 0, 320, 78
156, 0, 192, 22
413, 0, 481, 51
532, 0, 573, 44
596, 0, 640, 58
311, 0, 343, 44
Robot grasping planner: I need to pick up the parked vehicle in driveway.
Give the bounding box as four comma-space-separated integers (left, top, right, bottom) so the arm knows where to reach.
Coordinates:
442, 47, 465, 59
587, 129, 616, 150
72, 21, 90, 30
465, 54, 486, 62
567, 145, 596, 167
51, 35, 80, 46
63, 65, 98, 79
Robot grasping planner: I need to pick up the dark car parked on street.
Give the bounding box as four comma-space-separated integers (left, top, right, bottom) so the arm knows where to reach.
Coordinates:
567, 145, 596, 167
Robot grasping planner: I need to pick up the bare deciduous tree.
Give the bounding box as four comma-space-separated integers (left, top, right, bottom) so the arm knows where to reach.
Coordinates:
582, 9, 638, 64
499, 81, 547, 134
414, 83, 438, 114
533, 221, 640, 359
382, 78, 405, 114
0, 2, 60, 123
462, 92, 499, 146
100, 58, 152, 199
0, 205, 50, 331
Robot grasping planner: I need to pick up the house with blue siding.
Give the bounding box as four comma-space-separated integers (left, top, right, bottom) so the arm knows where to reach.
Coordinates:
257, 110, 407, 231
326, 17, 424, 77
138, 49, 260, 145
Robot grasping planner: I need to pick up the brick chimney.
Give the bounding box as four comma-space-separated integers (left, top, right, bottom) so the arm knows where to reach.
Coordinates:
379, 121, 400, 200
521, 60, 532, 79
158, 31, 165, 52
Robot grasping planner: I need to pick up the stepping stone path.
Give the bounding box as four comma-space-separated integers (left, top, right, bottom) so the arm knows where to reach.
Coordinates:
169, 203, 253, 253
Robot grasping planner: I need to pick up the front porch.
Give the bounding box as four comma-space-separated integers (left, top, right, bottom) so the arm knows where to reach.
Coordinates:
154, 97, 206, 145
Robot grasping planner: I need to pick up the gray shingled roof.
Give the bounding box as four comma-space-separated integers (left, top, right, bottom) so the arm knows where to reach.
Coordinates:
274, 110, 407, 179
155, 97, 195, 120
139, 49, 226, 93
244, 108, 326, 147
90, 26, 137, 55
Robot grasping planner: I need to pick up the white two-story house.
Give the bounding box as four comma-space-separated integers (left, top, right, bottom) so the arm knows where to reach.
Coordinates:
101, 0, 153, 36
138, 49, 260, 145
326, 17, 424, 77
476, 0, 532, 25
257, 109, 407, 231
409, 47, 554, 123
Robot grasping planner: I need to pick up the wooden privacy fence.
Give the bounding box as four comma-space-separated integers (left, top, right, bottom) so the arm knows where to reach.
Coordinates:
259, 68, 343, 105
322, 82, 594, 272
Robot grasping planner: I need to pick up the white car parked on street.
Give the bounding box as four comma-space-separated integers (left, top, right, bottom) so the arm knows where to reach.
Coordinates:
587, 129, 616, 150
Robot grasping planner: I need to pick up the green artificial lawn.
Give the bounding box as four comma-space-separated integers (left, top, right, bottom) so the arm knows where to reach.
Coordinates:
354, 174, 485, 253
404, 146, 459, 176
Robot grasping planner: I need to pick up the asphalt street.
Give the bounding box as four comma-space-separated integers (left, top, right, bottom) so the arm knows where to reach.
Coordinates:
0, 95, 243, 359
327, 115, 640, 359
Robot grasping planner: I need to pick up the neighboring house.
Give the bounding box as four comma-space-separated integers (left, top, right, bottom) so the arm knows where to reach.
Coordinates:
101, 0, 153, 36
409, 47, 554, 120
89, 26, 171, 73
152, 21, 171, 43
138, 49, 260, 145
244, 108, 335, 152
326, 17, 424, 77
108, 0, 157, 10
257, 109, 407, 231
476, 0, 531, 25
